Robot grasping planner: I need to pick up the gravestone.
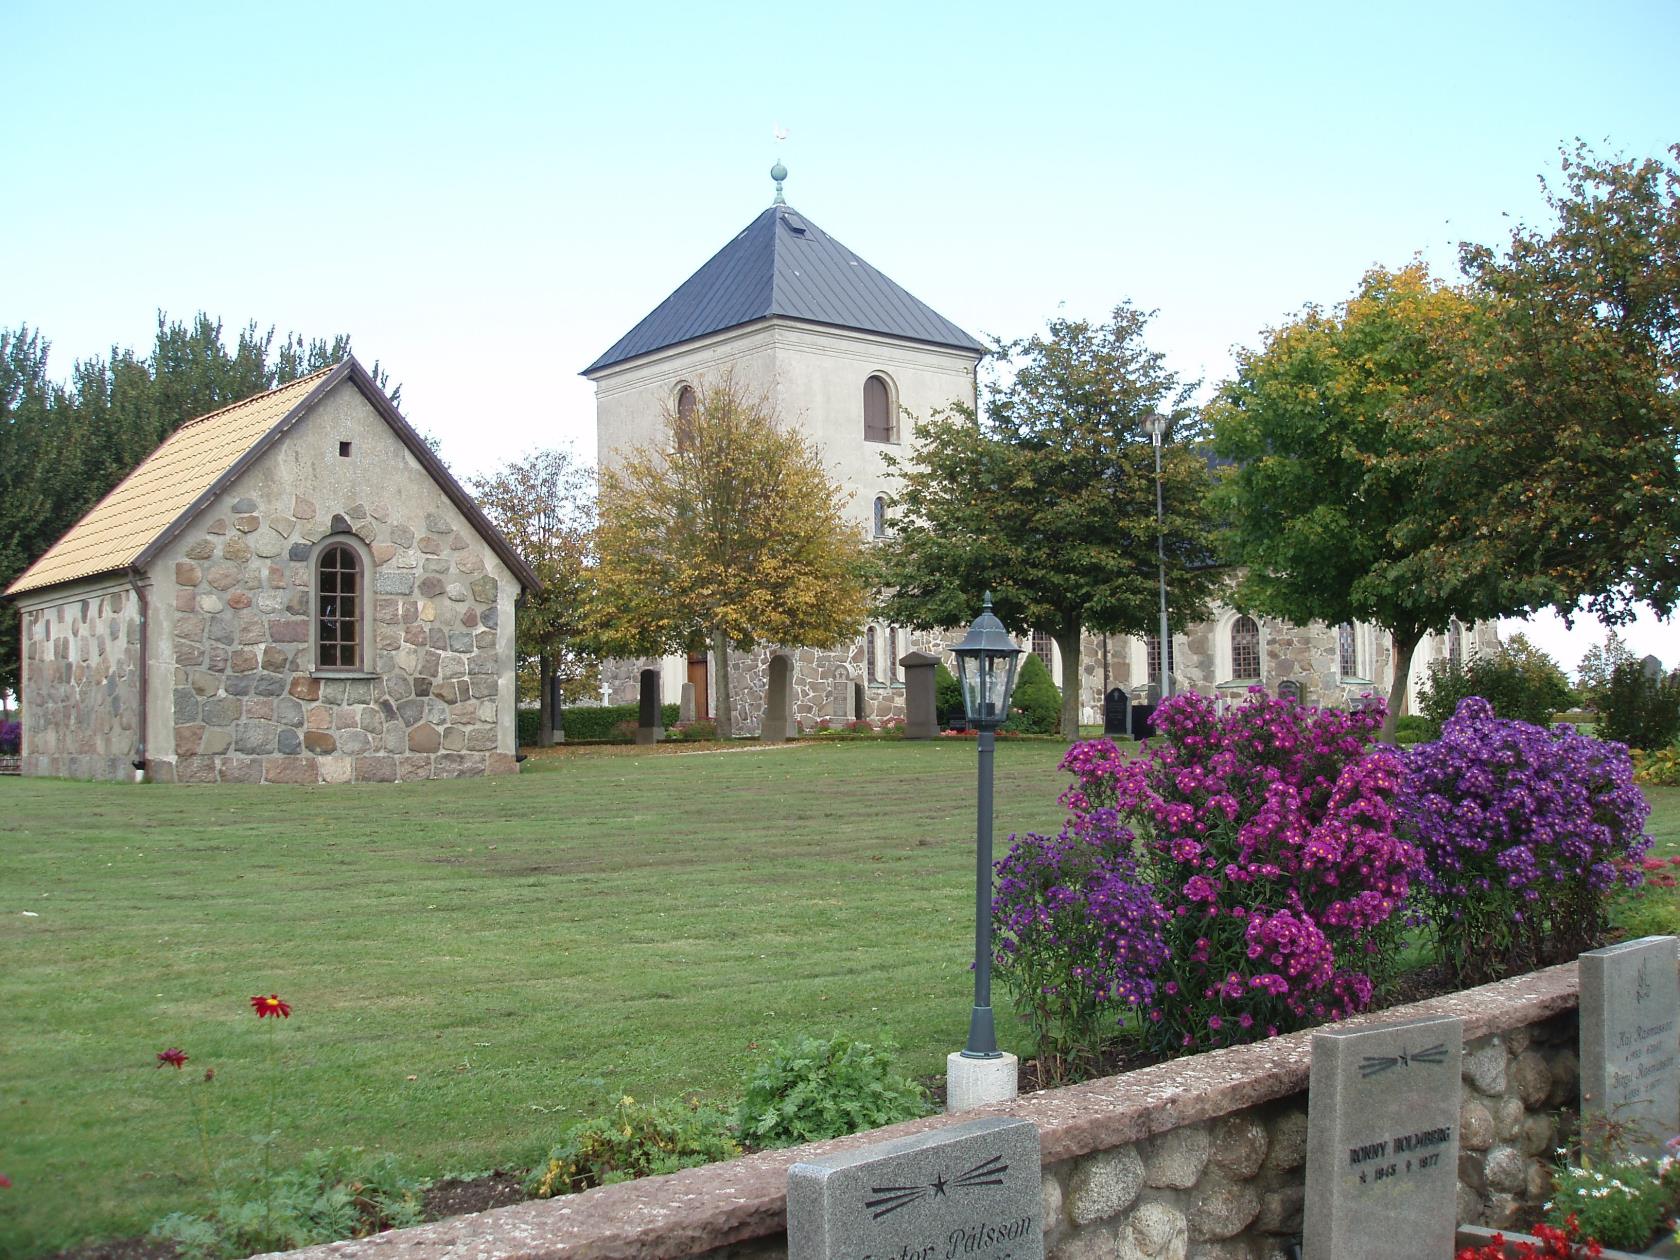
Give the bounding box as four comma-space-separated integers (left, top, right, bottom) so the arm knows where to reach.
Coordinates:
1580, 935, 1680, 1157
1102, 687, 1130, 738
635, 668, 662, 745
1303, 1014, 1463, 1260
787, 1116, 1042, 1260
762, 654, 794, 742
678, 682, 696, 724
900, 650, 940, 740
1132, 703, 1156, 741
1641, 654, 1665, 681
1277, 678, 1304, 704
831, 677, 855, 721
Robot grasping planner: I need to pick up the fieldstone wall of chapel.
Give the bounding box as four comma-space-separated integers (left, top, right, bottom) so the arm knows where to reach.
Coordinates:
17, 578, 143, 780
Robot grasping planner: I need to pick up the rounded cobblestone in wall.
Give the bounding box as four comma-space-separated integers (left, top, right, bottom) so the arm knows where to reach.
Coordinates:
1464, 1041, 1507, 1095
1510, 1051, 1552, 1109
1495, 1095, 1525, 1142
1461, 1099, 1495, 1151
1520, 1111, 1556, 1157
1208, 1115, 1268, 1180
1255, 1184, 1302, 1235
1187, 1175, 1259, 1242
1484, 1146, 1527, 1195
1068, 1145, 1144, 1225
1547, 1048, 1579, 1107
1051, 1227, 1119, 1260
1458, 1181, 1484, 1228
1526, 1160, 1552, 1202
1145, 1125, 1209, 1189
1459, 1150, 1487, 1193
1260, 1110, 1306, 1174
1041, 1172, 1064, 1233
1117, 1200, 1188, 1260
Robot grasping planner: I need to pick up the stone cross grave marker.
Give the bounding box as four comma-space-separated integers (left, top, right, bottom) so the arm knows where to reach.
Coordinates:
787, 1116, 1042, 1260
1580, 935, 1680, 1157
1102, 687, 1130, 738
1303, 1014, 1463, 1260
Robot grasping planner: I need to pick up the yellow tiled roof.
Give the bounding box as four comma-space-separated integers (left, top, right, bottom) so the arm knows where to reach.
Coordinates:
6, 366, 338, 597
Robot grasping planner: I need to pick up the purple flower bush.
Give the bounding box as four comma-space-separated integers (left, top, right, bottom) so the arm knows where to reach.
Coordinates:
996, 689, 1417, 1061
0, 720, 18, 756
1403, 696, 1652, 984
992, 807, 1168, 1081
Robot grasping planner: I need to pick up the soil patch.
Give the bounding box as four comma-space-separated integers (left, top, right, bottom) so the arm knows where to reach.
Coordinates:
422, 1170, 528, 1218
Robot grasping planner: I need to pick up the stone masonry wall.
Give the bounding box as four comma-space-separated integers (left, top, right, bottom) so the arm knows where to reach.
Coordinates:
18, 580, 141, 780
148, 380, 519, 784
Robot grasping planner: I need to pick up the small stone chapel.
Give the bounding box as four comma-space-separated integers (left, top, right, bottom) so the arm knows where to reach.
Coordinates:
7, 357, 537, 783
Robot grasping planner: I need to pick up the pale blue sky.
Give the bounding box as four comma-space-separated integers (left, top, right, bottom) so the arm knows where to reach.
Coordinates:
5, 1, 1676, 667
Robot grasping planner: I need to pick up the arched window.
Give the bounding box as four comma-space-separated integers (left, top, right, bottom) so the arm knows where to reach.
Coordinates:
866, 626, 879, 684
674, 384, 697, 453
873, 495, 887, 539
863, 374, 894, 443
1145, 633, 1175, 680
1231, 616, 1261, 680
1031, 631, 1053, 669
1448, 618, 1464, 668
315, 543, 363, 671
1338, 623, 1359, 679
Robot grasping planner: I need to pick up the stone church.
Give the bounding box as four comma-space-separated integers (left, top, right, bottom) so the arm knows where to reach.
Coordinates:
7, 358, 537, 782
586, 169, 1495, 732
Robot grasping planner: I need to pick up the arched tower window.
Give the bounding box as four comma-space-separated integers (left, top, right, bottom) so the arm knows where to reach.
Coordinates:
873, 495, 887, 539
315, 542, 363, 671
674, 384, 697, 453
1338, 623, 1359, 679
1231, 616, 1261, 680
863, 374, 894, 443
1448, 618, 1464, 668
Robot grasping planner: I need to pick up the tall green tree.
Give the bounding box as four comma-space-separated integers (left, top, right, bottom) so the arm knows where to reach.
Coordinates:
592, 372, 870, 738
876, 305, 1221, 737
468, 449, 597, 744
1577, 629, 1637, 712
1210, 265, 1511, 740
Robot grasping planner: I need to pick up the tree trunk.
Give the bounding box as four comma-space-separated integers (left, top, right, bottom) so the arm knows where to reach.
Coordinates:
1383, 627, 1423, 744
710, 625, 734, 740
1054, 622, 1083, 741
538, 652, 553, 746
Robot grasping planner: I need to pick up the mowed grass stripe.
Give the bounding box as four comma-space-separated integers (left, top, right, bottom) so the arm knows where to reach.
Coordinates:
0, 739, 1069, 1255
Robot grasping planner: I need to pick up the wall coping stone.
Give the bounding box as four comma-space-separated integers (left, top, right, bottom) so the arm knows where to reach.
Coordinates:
270, 962, 1581, 1260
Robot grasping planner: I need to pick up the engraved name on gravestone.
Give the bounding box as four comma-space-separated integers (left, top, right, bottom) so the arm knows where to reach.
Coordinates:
1580, 935, 1680, 1158
787, 1116, 1042, 1260
1303, 1014, 1463, 1260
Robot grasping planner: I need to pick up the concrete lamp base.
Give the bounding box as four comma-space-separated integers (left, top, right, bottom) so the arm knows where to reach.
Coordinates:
945, 1051, 1018, 1113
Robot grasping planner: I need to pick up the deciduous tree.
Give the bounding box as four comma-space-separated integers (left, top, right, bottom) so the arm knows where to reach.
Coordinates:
876, 305, 1221, 737
591, 372, 869, 738
468, 449, 596, 744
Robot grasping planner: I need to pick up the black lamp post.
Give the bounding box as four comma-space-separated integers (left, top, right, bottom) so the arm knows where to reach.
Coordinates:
950, 592, 1023, 1059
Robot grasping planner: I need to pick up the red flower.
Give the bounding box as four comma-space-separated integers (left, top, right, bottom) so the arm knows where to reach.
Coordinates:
250, 994, 291, 1019
0, 1172, 11, 1189
156, 1047, 189, 1069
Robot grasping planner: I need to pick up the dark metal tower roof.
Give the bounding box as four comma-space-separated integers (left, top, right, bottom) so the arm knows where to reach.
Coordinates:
583, 205, 985, 375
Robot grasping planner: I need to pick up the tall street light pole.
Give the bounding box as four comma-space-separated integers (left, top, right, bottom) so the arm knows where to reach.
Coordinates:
946, 593, 1023, 1112
1143, 413, 1172, 704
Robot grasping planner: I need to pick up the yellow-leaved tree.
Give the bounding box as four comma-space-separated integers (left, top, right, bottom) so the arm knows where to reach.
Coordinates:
592, 372, 870, 738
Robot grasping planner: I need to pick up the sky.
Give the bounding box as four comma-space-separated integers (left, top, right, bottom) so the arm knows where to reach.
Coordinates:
5, 0, 1677, 675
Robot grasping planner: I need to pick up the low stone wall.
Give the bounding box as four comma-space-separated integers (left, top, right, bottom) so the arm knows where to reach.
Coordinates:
275, 964, 1583, 1260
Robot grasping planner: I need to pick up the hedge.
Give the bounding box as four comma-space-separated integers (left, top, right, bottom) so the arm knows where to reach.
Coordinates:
519, 703, 682, 746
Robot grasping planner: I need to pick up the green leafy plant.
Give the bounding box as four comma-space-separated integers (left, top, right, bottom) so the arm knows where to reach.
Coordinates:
1600, 660, 1680, 752
150, 1149, 424, 1258
1003, 653, 1060, 735
1635, 746, 1680, 787
670, 719, 719, 741
935, 662, 962, 725
1543, 1143, 1680, 1252
1417, 640, 1574, 728
1392, 714, 1441, 746
527, 1094, 738, 1197
736, 1034, 929, 1148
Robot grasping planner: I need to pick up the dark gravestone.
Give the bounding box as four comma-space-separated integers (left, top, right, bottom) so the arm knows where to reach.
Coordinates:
762, 654, 794, 742
1131, 703, 1156, 741
787, 1116, 1042, 1260
635, 668, 662, 745
1580, 935, 1680, 1158
1102, 687, 1130, 738
1277, 678, 1304, 704
1303, 1014, 1463, 1260
900, 650, 940, 740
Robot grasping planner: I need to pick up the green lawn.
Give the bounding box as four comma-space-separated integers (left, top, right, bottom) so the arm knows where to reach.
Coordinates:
0, 740, 1073, 1256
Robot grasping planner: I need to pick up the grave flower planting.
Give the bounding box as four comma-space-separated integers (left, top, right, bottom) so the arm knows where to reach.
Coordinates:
1403, 697, 1653, 985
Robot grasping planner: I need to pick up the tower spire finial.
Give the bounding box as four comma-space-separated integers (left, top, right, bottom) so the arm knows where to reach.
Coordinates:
770, 124, 788, 205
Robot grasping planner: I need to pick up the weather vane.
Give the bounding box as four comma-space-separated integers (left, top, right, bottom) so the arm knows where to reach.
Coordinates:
771, 124, 788, 205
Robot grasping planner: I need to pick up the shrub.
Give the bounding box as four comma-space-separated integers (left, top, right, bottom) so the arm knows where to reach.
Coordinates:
1403, 697, 1652, 985
736, 1034, 928, 1148
150, 1149, 424, 1258
0, 719, 18, 756
1543, 1146, 1680, 1251
1599, 660, 1680, 752
528, 1094, 738, 1196
1418, 641, 1574, 728
993, 809, 1168, 1082
1051, 691, 1415, 1056
935, 662, 962, 725
1392, 714, 1441, 746
671, 719, 719, 741
610, 719, 638, 742
558, 703, 681, 742
516, 708, 541, 747
1003, 653, 1060, 735
1635, 746, 1680, 787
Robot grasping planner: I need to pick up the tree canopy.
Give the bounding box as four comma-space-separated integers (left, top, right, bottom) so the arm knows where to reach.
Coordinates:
468, 448, 597, 741
591, 372, 870, 738
1, 314, 399, 700
875, 305, 1222, 737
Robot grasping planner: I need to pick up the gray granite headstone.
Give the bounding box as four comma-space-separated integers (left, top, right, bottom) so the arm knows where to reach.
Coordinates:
788, 1116, 1042, 1260
1303, 1014, 1462, 1260
900, 650, 940, 740
1277, 678, 1303, 704
1580, 935, 1680, 1157
762, 654, 794, 742
678, 681, 696, 724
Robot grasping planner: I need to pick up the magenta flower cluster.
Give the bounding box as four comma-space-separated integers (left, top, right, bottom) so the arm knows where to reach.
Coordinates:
1039, 689, 1417, 1054
1402, 696, 1651, 981
991, 807, 1169, 1081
